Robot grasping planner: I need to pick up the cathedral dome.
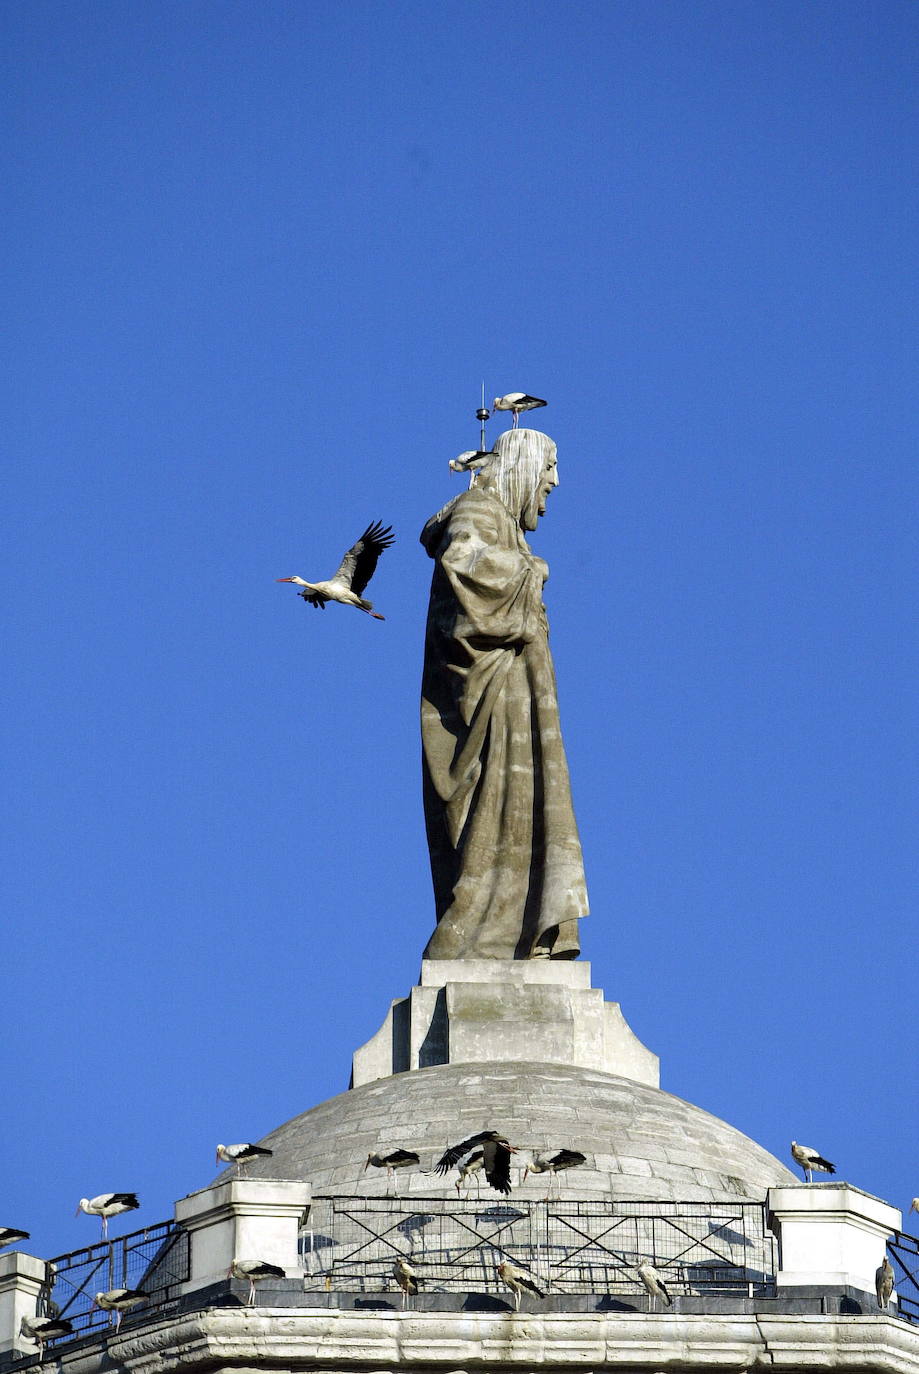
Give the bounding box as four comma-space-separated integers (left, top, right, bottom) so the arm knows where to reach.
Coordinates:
222, 1060, 795, 1203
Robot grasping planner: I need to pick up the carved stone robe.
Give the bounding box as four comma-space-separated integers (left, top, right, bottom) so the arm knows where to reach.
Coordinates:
420, 486, 589, 960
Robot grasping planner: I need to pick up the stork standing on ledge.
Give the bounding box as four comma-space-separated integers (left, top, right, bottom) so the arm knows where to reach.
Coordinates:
76, 1193, 139, 1238
431, 1131, 517, 1196
492, 393, 547, 428
216, 1143, 273, 1176
496, 1260, 545, 1309
876, 1255, 895, 1310
93, 1288, 148, 1331
637, 1261, 672, 1309
277, 521, 394, 620
392, 1258, 420, 1308
0, 1227, 29, 1250
20, 1315, 73, 1362
228, 1259, 286, 1307
790, 1141, 836, 1183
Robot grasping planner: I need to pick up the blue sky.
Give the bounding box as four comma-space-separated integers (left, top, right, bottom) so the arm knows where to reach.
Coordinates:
3, 0, 917, 1255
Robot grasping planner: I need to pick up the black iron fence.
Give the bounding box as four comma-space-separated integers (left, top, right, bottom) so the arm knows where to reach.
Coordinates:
300, 1196, 777, 1301
42, 1221, 189, 1341
888, 1230, 919, 1325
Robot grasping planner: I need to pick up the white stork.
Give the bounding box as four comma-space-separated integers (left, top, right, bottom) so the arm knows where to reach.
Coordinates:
492, 393, 547, 428
876, 1255, 895, 1310
216, 1143, 273, 1176
392, 1257, 420, 1308
228, 1258, 286, 1307
790, 1141, 836, 1183
19, 1315, 73, 1362
0, 1227, 29, 1250
637, 1261, 672, 1309
277, 521, 394, 620
523, 1150, 586, 1195
910, 1198, 918, 1217
431, 1131, 517, 1195
363, 1148, 419, 1197
496, 1260, 545, 1309
76, 1193, 139, 1238
454, 1147, 485, 1193
93, 1288, 148, 1330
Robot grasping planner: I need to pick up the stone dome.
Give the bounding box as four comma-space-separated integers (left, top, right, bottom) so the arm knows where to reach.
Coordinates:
222, 1061, 795, 1203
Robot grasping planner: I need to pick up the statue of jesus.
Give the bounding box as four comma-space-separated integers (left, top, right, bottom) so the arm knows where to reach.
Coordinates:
420, 428, 589, 960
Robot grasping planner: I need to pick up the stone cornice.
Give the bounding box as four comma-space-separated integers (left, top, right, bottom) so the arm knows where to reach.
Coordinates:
44, 1306, 919, 1374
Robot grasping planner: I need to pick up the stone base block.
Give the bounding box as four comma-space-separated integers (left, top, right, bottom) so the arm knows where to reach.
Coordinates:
351, 960, 658, 1088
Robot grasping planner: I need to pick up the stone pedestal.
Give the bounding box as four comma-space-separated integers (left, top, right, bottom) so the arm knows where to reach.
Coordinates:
0, 1251, 51, 1356
351, 960, 658, 1088
175, 1179, 310, 1295
767, 1183, 901, 1298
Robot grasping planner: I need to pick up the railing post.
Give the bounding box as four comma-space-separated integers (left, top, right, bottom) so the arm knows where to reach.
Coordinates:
0, 1252, 51, 1357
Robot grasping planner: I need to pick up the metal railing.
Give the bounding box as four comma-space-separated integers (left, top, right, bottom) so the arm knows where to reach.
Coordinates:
300, 1195, 777, 1300
888, 1230, 919, 1325
42, 1221, 189, 1342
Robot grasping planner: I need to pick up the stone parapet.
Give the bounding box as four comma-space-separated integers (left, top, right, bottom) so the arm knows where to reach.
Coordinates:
175, 1179, 310, 1295
767, 1182, 901, 1297
0, 1251, 51, 1356
351, 960, 659, 1088
27, 1304, 919, 1374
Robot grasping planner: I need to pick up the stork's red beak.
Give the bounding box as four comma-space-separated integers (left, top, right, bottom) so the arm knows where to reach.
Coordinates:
276, 577, 295, 582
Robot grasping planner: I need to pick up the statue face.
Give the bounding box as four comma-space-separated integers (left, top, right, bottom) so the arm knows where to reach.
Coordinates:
523, 454, 559, 530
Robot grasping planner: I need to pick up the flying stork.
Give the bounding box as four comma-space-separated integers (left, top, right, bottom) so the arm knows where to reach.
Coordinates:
790, 1141, 836, 1183
431, 1131, 517, 1196
76, 1194, 140, 1238
216, 1143, 273, 1176
492, 393, 547, 428
496, 1260, 545, 1309
93, 1288, 148, 1330
277, 521, 394, 620
228, 1259, 286, 1307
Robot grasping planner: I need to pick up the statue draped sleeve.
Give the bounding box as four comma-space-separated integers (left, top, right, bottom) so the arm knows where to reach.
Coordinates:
420, 487, 589, 960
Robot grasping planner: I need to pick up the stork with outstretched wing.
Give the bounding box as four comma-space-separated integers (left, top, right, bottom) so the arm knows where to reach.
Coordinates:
277, 521, 394, 620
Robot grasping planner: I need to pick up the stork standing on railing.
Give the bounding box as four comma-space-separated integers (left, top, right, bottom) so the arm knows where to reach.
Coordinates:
454, 1147, 485, 1193
76, 1193, 140, 1238
523, 1150, 586, 1196
94, 1288, 148, 1331
364, 1148, 419, 1197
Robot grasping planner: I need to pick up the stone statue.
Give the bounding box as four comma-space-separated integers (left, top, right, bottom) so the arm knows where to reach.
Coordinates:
420, 428, 589, 960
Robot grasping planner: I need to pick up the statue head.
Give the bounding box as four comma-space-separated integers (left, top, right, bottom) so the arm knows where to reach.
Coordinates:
477, 429, 559, 532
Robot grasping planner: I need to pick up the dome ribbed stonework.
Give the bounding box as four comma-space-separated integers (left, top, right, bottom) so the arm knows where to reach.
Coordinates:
217, 1061, 795, 1202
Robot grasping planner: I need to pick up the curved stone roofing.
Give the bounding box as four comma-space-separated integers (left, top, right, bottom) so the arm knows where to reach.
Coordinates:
216, 1061, 795, 1202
